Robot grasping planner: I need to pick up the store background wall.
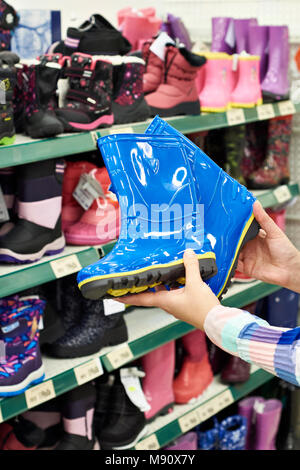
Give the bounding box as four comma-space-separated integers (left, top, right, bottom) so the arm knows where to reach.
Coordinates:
9, 0, 300, 248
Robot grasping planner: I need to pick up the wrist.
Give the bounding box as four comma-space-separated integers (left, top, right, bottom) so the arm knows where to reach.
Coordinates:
286, 251, 300, 293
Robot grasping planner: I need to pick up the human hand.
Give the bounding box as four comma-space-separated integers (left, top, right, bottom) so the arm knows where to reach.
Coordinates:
237, 200, 300, 293
115, 249, 220, 330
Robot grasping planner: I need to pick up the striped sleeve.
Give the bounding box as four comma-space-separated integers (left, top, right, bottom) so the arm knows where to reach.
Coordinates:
204, 304, 300, 386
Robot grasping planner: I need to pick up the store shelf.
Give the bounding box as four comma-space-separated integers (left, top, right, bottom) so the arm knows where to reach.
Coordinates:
0, 245, 100, 298
0, 100, 299, 169
0, 280, 279, 423
134, 365, 272, 450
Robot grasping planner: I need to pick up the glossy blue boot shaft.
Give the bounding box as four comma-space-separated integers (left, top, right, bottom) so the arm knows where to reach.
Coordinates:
77, 133, 217, 299
145, 116, 259, 298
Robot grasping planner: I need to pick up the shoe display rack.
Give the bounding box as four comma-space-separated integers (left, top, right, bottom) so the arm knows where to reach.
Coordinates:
0, 104, 299, 449
0, 100, 298, 169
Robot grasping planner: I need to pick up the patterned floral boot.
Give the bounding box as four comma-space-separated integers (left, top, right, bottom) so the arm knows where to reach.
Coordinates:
247, 116, 292, 189
0, 296, 46, 396
112, 56, 150, 124
224, 124, 246, 185
56, 52, 115, 131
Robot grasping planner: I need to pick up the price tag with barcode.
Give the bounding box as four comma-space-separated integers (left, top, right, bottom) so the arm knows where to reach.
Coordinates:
178, 409, 200, 433
278, 100, 295, 116
135, 434, 160, 450
50, 254, 82, 278
217, 389, 234, 409
106, 344, 133, 369
74, 358, 103, 385
25, 380, 56, 409
257, 103, 275, 120
274, 184, 291, 204
226, 108, 245, 126
109, 126, 134, 134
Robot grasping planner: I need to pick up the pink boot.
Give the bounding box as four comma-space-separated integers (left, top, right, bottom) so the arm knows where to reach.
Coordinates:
142, 40, 164, 95
65, 167, 120, 245
199, 52, 234, 112
62, 161, 97, 232
231, 54, 262, 107
141, 341, 175, 421
173, 330, 213, 404
118, 8, 161, 51
146, 45, 205, 117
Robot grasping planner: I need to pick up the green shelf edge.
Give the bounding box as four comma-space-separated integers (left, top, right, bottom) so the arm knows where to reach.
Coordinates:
0, 247, 99, 298
1, 102, 299, 169
151, 368, 273, 449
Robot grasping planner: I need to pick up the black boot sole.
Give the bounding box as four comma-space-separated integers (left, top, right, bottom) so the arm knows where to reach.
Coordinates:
148, 100, 201, 118
79, 256, 217, 300
112, 97, 150, 124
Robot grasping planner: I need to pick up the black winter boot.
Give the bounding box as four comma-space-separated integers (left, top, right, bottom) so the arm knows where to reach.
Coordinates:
15, 59, 64, 138
0, 51, 19, 145
99, 371, 148, 450
0, 159, 65, 263
45, 294, 128, 358
50, 14, 131, 56
112, 56, 150, 124
55, 382, 98, 450
56, 52, 115, 132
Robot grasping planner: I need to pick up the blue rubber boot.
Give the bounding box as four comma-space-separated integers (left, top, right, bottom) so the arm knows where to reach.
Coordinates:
145, 116, 259, 299
196, 417, 219, 450
77, 134, 217, 300
218, 415, 247, 450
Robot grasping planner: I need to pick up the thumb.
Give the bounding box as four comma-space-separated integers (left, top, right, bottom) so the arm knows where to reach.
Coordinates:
183, 249, 202, 288
253, 200, 282, 237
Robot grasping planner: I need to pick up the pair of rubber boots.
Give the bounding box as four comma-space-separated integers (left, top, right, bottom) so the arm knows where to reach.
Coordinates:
196, 51, 262, 112
62, 160, 120, 246
211, 18, 290, 102
141, 331, 213, 423
196, 415, 247, 450
238, 396, 282, 450
142, 38, 206, 117
77, 116, 259, 301
0, 159, 65, 264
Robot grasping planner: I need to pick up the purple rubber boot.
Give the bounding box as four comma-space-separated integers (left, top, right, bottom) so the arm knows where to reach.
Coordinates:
238, 396, 265, 450
248, 25, 269, 82
211, 17, 235, 54
261, 26, 290, 101
253, 399, 282, 450
141, 341, 175, 422
166, 13, 193, 50
164, 432, 198, 450
234, 18, 258, 53
0, 296, 46, 397
0, 159, 65, 264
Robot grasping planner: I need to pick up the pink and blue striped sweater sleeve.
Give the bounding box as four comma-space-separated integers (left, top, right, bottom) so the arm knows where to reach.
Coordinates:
204, 305, 300, 386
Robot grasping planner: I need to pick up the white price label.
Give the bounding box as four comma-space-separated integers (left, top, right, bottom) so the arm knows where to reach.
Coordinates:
216, 389, 234, 409
103, 299, 126, 316
178, 409, 200, 433
226, 108, 245, 126
74, 358, 103, 385
278, 100, 295, 116
90, 130, 99, 146
106, 344, 133, 369
135, 434, 160, 451
50, 254, 82, 278
274, 185, 291, 204
109, 126, 134, 134
0, 406, 3, 424
257, 104, 275, 120
25, 380, 56, 409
